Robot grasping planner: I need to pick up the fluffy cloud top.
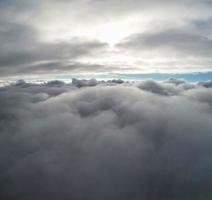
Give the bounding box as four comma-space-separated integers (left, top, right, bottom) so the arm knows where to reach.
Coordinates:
0, 79, 212, 200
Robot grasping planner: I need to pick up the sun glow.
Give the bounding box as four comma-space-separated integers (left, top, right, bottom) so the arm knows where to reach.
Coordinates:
39, 16, 141, 47
93, 22, 133, 46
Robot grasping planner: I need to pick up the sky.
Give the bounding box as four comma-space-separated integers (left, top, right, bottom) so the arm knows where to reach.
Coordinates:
1, 2, 212, 199
1, 0, 212, 78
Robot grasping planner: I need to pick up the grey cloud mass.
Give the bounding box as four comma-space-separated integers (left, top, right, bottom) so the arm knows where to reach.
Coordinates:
0, 18, 108, 76
117, 28, 212, 57
1, 0, 212, 75
0, 80, 212, 200
1, 1, 212, 199
0, 21, 107, 75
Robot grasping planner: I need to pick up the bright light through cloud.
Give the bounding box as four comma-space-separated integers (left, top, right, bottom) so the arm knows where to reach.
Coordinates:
92, 19, 139, 46
39, 15, 141, 47
1, 0, 212, 76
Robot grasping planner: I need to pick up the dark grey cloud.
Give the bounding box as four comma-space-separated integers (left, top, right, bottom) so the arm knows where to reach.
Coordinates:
0, 80, 212, 200
117, 28, 212, 58
16, 61, 114, 75
163, 78, 185, 85
72, 78, 98, 88
192, 18, 212, 35
0, 20, 108, 76
198, 80, 212, 88
137, 80, 180, 96
137, 79, 197, 96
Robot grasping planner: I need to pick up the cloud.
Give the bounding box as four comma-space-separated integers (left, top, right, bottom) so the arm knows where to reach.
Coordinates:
163, 78, 185, 85
198, 80, 212, 88
137, 79, 197, 96
0, 20, 108, 76
0, 80, 212, 199
1, 0, 212, 75
137, 80, 180, 96
117, 28, 212, 58
116, 24, 212, 71
72, 78, 98, 88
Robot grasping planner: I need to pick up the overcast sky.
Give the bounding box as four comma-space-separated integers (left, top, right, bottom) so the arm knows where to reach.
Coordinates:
1, 0, 212, 77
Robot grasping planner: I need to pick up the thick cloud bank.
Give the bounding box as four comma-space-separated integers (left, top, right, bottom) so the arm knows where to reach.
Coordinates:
0, 79, 212, 200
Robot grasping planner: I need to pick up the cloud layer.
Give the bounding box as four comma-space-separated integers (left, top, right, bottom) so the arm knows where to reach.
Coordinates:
1, 0, 212, 75
0, 80, 212, 200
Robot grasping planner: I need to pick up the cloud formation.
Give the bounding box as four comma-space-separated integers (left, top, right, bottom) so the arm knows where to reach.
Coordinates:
0, 80, 212, 200
1, 0, 212, 75
118, 28, 212, 55
0, 20, 108, 76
